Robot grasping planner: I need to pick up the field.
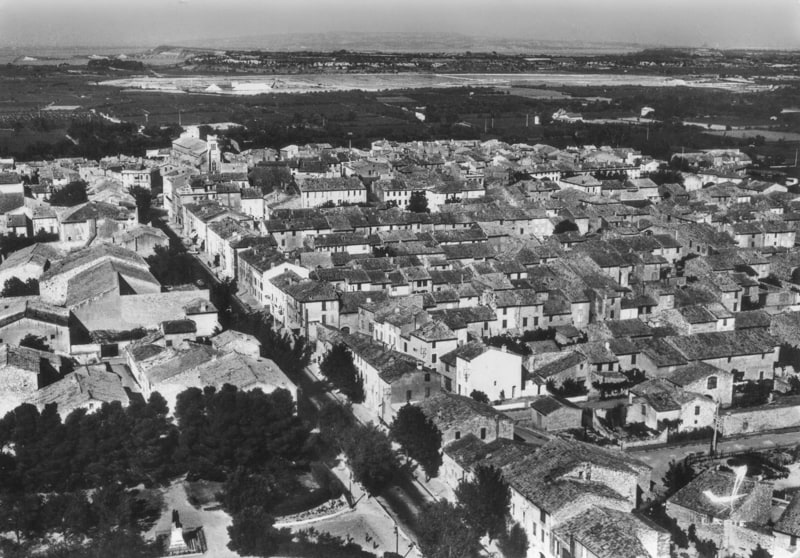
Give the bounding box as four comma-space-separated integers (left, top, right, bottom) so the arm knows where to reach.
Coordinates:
0, 64, 798, 168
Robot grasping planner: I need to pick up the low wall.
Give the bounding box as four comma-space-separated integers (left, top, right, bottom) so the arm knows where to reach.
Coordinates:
719, 399, 800, 436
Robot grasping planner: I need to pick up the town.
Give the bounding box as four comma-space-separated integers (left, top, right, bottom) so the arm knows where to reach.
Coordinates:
1, 83, 800, 558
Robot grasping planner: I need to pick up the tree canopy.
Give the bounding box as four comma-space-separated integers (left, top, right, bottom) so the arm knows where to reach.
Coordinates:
128, 186, 152, 224
553, 219, 579, 234
1, 277, 39, 297
455, 464, 510, 540
408, 190, 430, 213
48, 180, 88, 207
417, 500, 481, 558
145, 245, 196, 286
19, 334, 51, 353
174, 384, 308, 480
319, 344, 364, 403
390, 404, 442, 478
342, 423, 398, 495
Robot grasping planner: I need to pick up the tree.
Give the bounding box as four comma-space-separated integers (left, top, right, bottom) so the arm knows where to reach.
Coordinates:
417, 501, 480, 558
128, 186, 152, 224
553, 219, 579, 234
469, 390, 490, 404
1, 277, 39, 297
663, 459, 694, 497
343, 423, 398, 495
456, 464, 510, 540
319, 344, 364, 403
318, 401, 356, 449
0, 491, 42, 544
390, 404, 442, 478
498, 522, 529, 558
145, 245, 195, 286
227, 506, 287, 557
408, 190, 429, 213
750, 544, 773, 558
19, 334, 52, 352
249, 164, 291, 195
49, 180, 88, 207
222, 467, 285, 516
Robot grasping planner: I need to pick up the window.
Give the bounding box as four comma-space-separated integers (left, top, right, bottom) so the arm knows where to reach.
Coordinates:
534, 317, 539, 326
454, 431, 461, 440
322, 301, 327, 311
406, 390, 412, 402
707, 376, 717, 390
502, 320, 507, 328
694, 405, 700, 415
540, 509, 546, 523
631, 353, 637, 365
432, 354, 437, 364
424, 373, 431, 382
404, 342, 408, 352
425, 387, 431, 397
432, 341, 437, 349
523, 317, 528, 327
759, 371, 765, 380
641, 404, 647, 416
480, 427, 487, 440
166, 340, 173, 347
321, 315, 326, 325
532, 522, 537, 535
503, 308, 507, 315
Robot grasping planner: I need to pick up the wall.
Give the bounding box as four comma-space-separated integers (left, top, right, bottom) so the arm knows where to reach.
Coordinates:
719, 402, 800, 436
0, 317, 70, 353
456, 348, 523, 401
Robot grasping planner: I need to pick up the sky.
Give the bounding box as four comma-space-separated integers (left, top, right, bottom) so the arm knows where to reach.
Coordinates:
0, 0, 798, 50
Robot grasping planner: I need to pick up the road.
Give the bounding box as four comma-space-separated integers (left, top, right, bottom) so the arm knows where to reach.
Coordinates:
629, 429, 800, 486
157, 216, 435, 553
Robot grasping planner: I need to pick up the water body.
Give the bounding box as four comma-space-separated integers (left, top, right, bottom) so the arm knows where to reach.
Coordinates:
98, 72, 773, 95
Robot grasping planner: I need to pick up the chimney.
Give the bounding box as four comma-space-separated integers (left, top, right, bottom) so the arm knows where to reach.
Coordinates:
416, 362, 423, 371
604, 341, 610, 351
366, 297, 372, 303
394, 307, 400, 314
501, 344, 507, 353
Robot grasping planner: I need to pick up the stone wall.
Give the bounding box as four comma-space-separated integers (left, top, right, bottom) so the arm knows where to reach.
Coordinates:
719, 401, 800, 436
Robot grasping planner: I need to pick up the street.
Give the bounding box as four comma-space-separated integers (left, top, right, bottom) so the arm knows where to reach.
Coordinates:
629, 428, 800, 486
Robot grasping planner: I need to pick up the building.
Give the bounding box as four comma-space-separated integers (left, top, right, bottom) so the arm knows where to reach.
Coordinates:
298, 177, 367, 208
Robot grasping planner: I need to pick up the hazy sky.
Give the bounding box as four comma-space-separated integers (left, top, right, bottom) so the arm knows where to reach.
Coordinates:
0, 0, 798, 50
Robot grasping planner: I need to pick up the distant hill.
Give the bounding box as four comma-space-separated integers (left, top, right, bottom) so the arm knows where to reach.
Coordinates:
173, 31, 649, 55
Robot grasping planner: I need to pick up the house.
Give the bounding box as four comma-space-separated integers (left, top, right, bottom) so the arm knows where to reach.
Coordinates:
666, 469, 773, 557
0, 297, 72, 353
439, 341, 524, 400
318, 328, 439, 424
402, 319, 458, 368
297, 177, 367, 208
666, 329, 779, 381
528, 394, 583, 432
0, 243, 62, 287
504, 438, 652, 558
58, 201, 138, 245
417, 391, 515, 446
237, 248, 310, 310
0, 343, 60, 416
553, 507, 670, 558
666, 362, 734, 407
29, 363, 132, 415
626, 378, 717, 433
774, 492, 800, 558
110, 225, 169, 257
